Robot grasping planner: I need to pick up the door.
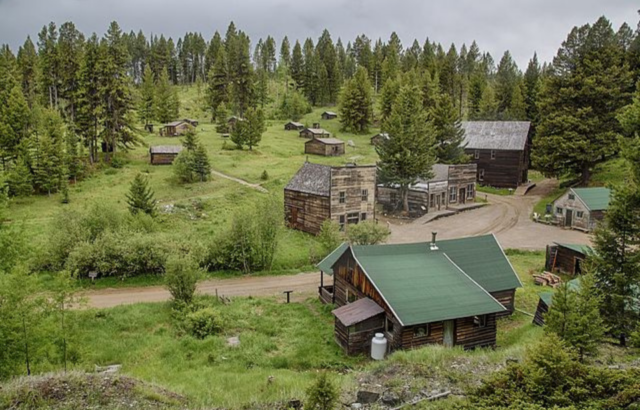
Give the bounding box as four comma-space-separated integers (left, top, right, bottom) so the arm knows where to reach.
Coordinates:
565, 209, 573, 227
435, 194, 441, 210
443, 320, 455, 347
290, 207, 298, 228
574, 258, 583, 275
459, 188, 466, 204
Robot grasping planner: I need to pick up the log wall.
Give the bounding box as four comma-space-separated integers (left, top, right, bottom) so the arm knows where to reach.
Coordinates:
305, 140, 345, 156
490, 289, 516, 317
284, 190, 330, 235
330, 166, 376, 226
533, 298, 549, 326
465, 149, 526, 188
150, 153, 178, 165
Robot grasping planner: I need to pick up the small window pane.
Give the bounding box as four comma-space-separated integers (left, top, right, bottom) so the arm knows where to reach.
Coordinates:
491, 150, 496, 159
556, 207, 563, 215
361, 189, 368, 201
360, 212, 367, 221
569, 194, 575, 200
339, 191, 346, 203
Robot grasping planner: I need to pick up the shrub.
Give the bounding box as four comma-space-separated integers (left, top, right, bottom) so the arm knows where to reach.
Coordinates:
318, 220, 344, 256
260, 170, 269, 181
185, 307, 224, 339
165, 255, 200, 306
346, 221, 390, 245
305, 372, 339, 410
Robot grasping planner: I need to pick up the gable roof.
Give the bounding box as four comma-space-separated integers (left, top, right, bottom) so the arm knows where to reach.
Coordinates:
149, 145, 183, 154
349, 244, 506, 326
285, 162, 332, 196
309, 138, 344, 145
554, 242, 594, 256
165, 121, 185, 127
570, 187, 611, 211
286, 121, 304, 127
461, 121, 530, 151
323, 111, 337, 116
303, 128, 330, 135
332, 298, 385, 326
318, 242, 349, 274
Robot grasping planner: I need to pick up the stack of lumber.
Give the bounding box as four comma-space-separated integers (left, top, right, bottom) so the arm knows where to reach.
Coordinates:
533, 272, 562, 288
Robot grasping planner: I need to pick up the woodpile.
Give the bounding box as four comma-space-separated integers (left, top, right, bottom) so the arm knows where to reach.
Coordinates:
533, 271, 562, 288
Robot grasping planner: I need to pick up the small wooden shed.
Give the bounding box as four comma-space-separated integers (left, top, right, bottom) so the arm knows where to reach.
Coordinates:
183, 118, 199, 127
284, 121, 305, 131
300, 127, 330, 139
321, 111, 338, 120
161, 121, 193, 137
149, 145, 183, 165
370, 132, 389, 145
227, 116, 244, 128
305, 138, 345, 157
545, 243, 593, 275
551, 187, 610, 232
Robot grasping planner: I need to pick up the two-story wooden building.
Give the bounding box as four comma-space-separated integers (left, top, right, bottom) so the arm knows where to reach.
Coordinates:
551, 187, 610, 232
462, 121, 531, 188
377, 164, 477, 214
284, 162, 376, 235
317, 234, 522, 355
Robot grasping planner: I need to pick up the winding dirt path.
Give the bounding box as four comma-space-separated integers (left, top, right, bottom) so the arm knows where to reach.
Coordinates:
211, 169, 268, 193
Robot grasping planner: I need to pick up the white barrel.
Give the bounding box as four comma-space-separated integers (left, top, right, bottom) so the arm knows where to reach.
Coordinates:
371, 333, 387, 360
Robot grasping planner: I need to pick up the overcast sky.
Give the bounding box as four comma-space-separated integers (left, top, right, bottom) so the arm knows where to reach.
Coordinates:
0, 0, 637, 68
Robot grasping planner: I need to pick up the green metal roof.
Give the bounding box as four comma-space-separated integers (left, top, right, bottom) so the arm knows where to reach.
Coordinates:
351, 243, 506, 326
555, 243, 594, 256
436, 234, 523, 292
317, 242, 348, 275
571, 187, 611, 211
539, 292, 554, 306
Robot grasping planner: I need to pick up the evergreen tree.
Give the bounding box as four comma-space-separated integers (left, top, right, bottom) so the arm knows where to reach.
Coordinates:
75, 34, 102, 164
279, 89, 311, 121
192, 144, 211, 181
174, 131, 211, 183
338, 66, 373, 133
214, 103, 230, 134
33, 109, 66, 195
467, 74, 485, 120
6, 156, 33, 197
378, 75, 401, 124
138, 65, 155, 126
279, 36, 291, 68
430, 94, 467, 164
229, 33, 254, 115
494, 51, 520, 118
523, 53, 541, 123
0, 80, 30, 162
478, 84, 498, 120
16, 37, 39, 107
618, 80, 640, 137
231, 107, 265, 150
290, 40, 304, 88
421, 70, 439, 112
206, 47, 229, 121
507, 81, 526, 120
126, 173, 156, 216
377, 82, 436, 213
155, 67, 179, 123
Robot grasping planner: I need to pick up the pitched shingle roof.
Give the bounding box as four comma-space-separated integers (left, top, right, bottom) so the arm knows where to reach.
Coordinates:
149, 145, 183, 154
571, 187, 611, 211
285, 162, 332, 196
311, 138, 344, 145
165, 121, 185, 127
462, 121, 530, 151
304, 128, 330, 135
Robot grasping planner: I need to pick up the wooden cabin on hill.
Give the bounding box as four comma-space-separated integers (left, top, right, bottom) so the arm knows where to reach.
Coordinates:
300, 127, 331, 139
321, 111, 338, 120
284, 121, 305, 131
284, 162, 376, 235
317, 234, 522, 355
462, 121, 531, 188
149, 145, 183, 165
183, 118, 199, 127
305, 137, 345, 157
227, 116, 244, 129
545, 243, 593, 275
377, 164, 477, 214
161, 120, 194, 137
551, 187, 610, 232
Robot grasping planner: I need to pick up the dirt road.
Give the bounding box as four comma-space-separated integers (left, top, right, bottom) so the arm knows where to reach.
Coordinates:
387, 179, 591, 250
85, 272, 324, 308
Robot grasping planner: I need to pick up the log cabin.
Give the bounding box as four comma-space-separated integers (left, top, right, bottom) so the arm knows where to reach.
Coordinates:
545, 243, 593, 275
551, 187, 610, 232
317, 233, 522, 355
300, 127, 331, 139
183, 118, 199, 127
160, 120, 194, 137
321, 111, 338, 120
305, 137, 345, 157
370, 132, 389, 146
462, 121, 531, 188
377, 164, 476, 214
149, 145, 183, 165
284, 121, 305, 131
284, 162, 376, 235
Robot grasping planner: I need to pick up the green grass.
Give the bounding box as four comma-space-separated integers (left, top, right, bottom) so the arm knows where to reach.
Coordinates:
477, 185, 514, 196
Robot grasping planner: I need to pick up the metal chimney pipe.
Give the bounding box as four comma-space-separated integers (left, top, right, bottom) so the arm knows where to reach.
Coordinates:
430, 231, 438, 250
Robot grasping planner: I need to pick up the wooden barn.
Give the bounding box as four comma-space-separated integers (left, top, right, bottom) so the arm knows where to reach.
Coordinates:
551, 187, 610, 232
149, 145, 183, 165
321, 111, 338, 120
317, 234, 522, 355
284, 162, 376, 235
284, 121, 305, 131
370, 132, 389, 145
462, 121, 531, 188
161, 121, 193, 137
300, 127, 331, 139
305, 137, 345, 157
377, 164, 477, 214
545, 243, 593, 275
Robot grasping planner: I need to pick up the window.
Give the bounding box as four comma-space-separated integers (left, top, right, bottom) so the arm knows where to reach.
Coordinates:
474, 150, 480, 159
576, 211, 584, 219
346, 289, 358, 303
490, 150, 496, 160
479, 169, 485, 182
556, 207, 563, 215
360, 212, 367, 221
413, 324, 430, 338
331, 178, 337, 187
449, 186, 457, 203
361, 189, 369, 201
347, 212, 359, 224
467, 183, 475, 199
339, 215, 345, 231
474, 315, 488, 328
386, 318, 394, 333
568, 193, 575, 200
339, 191, 346, 203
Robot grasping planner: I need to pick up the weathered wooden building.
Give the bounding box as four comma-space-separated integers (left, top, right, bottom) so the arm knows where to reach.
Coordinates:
300, 127, 331, 139
370, 133, 389, 145
545, 243, 593, 275
284, 121, 305, 131
305, 138, 345, 157
284, 162, 376, 235
321, 111, 338, 120
377, 164, 477, 214
183, 118, 199, 127
161, 121, 194, 137
317, 234, 522, 355
551, 187, 610, 232
462, 121, 531, 188
149, 145, 183, 165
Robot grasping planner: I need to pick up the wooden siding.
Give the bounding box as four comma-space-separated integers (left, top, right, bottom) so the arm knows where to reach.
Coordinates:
546, 245, 586, 275
490, 289, 516, 317
161, 123, 192, 137
299, 129, 329, 139
150, 153, 179, 165
335, 314, 385, 356
454, 315, 497, 349
305, 140, 345, 156
465, 149, 527, 188
330, 167, 376, 225
285, 123, 304, 131
447, 164, 477, 205
533, 298, 549, 326
284, 189, 330, 235
552, 192, 603, 232
322, 113, 337, 120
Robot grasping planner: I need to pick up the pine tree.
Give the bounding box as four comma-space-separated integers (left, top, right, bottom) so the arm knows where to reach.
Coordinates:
16, 37, 39, 107
126, 173, 156, 216
467, 74, 485, 120
338, 66, 373, 133
378, 75, 401, 124
421, 70, 439, 112
279, 36, 291, 68
478, 84, 498, 120
192, 144, 211, 182
430, 94, 467, 164
155, 67, 179, 123
7, 156, 33, 197
0, 80, 30, 162
174, 132, 211, 183
507, 81, 526, 120
494, 51, 520, 118
523, 53, 541, 123
138, 65, 155, 126
230, 33, 254, 115
377, 82, 436, 213
215, 103, 230, 134
290, 40, 304, 88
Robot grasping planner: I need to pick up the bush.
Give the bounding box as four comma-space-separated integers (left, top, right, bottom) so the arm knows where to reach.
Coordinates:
165, 255, 200, 306
318, 220, 344, 256
185, 307, 224, 339
305, 372, 339, 410
346, 221, 390, 245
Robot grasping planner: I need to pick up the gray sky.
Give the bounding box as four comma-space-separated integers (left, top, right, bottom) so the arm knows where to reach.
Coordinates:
0, 0, 637, 68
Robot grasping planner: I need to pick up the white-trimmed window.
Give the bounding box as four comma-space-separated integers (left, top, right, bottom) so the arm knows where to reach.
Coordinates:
490, 150, 496, 160
467, 183, 474, 199
556, 207, 563, 215
568, 193, 575, 200
576, 211, 584, 219
474, 315, 488, 328
413, 324, 430, 338
339, 191, 346, 203
361, 189, 368, 201
347, 212, 359, 224
449, 186, 457, 202
474, 150, 480, 159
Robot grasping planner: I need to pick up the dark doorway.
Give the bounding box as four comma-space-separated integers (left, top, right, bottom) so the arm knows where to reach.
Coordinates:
574, 258, 583, 275
565, 209, 573, 227
459, 188, 466, 204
